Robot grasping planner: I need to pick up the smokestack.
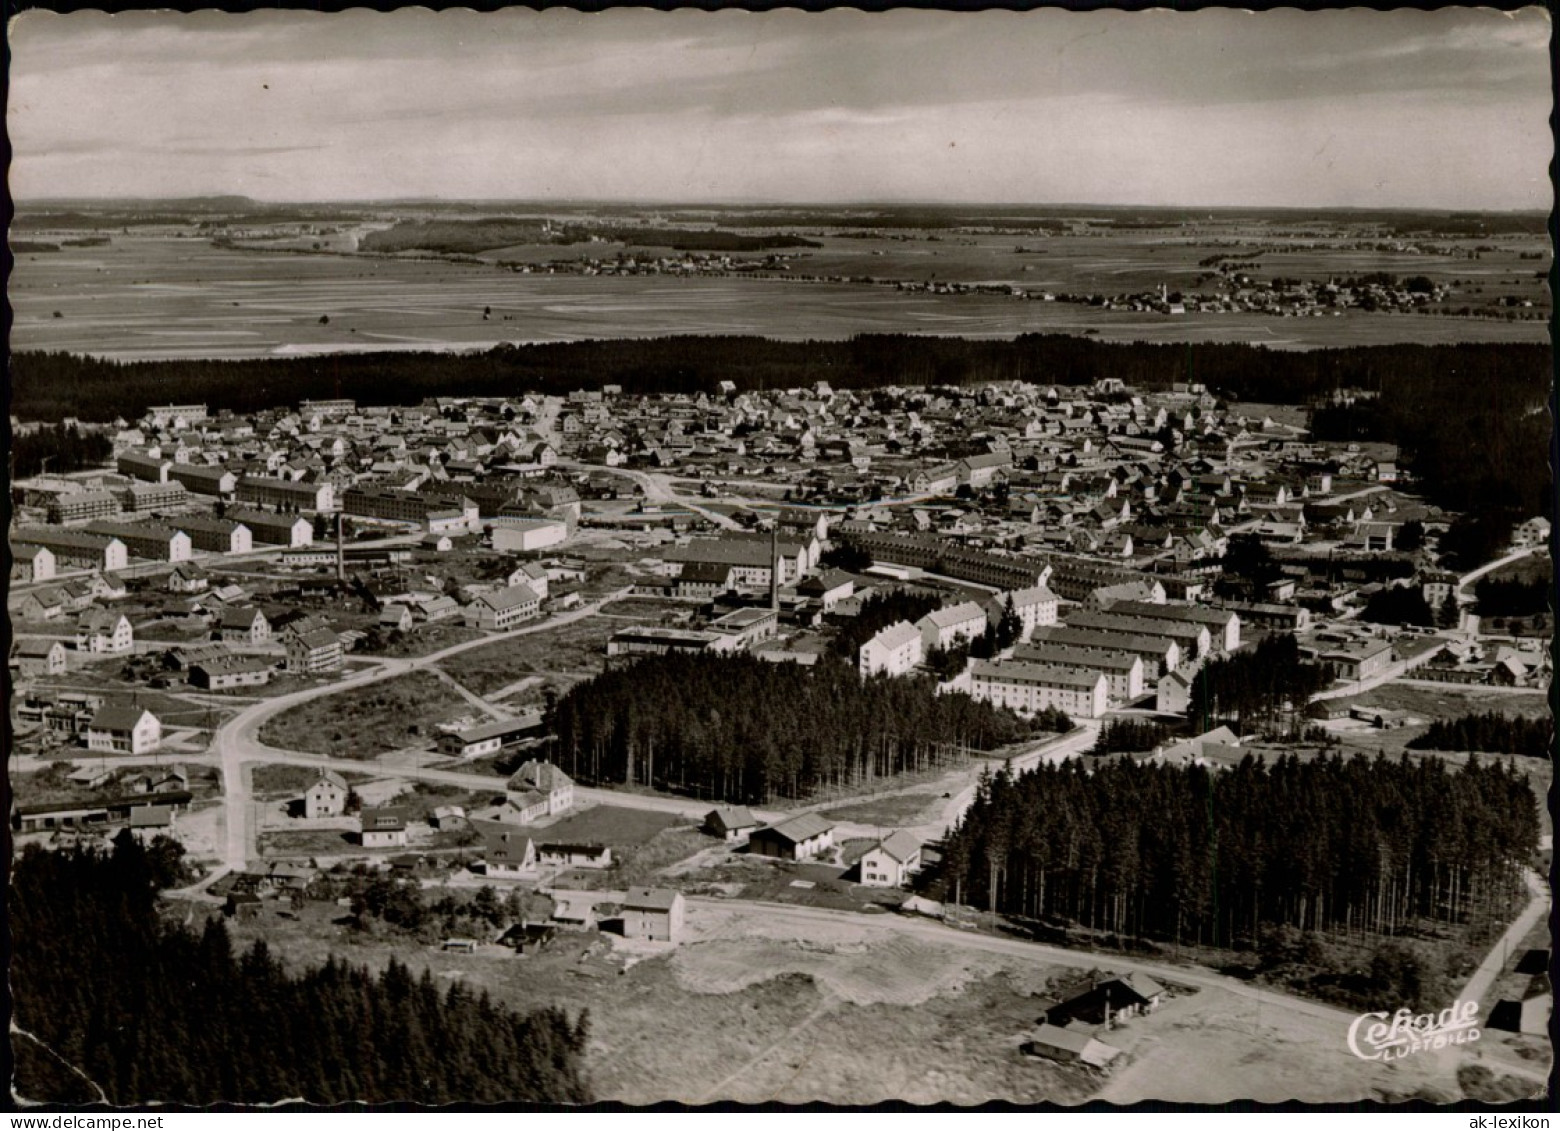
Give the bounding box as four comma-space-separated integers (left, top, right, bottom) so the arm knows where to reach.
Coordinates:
335, 511, 345, 583
769, 521, 780, 613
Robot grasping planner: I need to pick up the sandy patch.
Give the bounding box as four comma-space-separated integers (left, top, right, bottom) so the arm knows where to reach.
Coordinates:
671, 932, 1002, 1007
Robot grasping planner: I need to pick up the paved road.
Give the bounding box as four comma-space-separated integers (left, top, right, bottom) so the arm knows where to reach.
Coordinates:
1460, 866, 1551, 1012
558, 462, 744, 531
1456, 546, 1542, 601
211, 587, 636, 873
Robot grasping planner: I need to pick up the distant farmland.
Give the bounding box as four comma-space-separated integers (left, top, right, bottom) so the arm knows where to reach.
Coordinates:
9, 235, 1547, 367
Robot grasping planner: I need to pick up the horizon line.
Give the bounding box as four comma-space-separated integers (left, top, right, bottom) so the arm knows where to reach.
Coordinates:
12, 195, 1549, 216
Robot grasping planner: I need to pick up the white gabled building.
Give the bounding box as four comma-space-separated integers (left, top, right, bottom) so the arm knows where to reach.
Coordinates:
970, 660, 1108, 720
859, 620, 923, 677
995, 584, 1060, 641
917, 601, 988, 652
86, 705, 162, 755
466, 583, 542, 632
858, 830, 923, 888
76, 611, 134, 654
305, 771, 348, 818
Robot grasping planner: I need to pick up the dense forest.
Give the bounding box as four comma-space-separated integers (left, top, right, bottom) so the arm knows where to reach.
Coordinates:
1407, 712, 1552, 760
1358, 585, 1437, 628
827, 587, 943, 659
550, 652, 1041, 803
939, 752, 1539, 1007
1185, 634, 1335, 736
1474, 574, 1552, 617
1089, 718, 1174, 755
12, 423, 115, 478
11, 836, 592, 1106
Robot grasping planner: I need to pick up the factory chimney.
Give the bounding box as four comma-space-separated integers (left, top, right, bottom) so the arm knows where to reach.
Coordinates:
335, 511, 345, 583
769, 520, 780, 613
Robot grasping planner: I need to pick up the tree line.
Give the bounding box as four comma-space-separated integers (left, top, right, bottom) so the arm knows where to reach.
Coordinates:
1407, 712, 1552, 760
1186, 634, 1335, 736
1474, 575, 1551, 618
828, 587, 943, 659
11, 423, 114, 478
13, 336, 1547, 426
1089, 718, 1174, 755
550, 652, 1039, 804
939, 752, 1538, 965
10, 836, 592, 1106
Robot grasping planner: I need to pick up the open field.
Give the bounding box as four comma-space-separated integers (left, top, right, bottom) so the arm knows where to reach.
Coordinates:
211, 897, 1095, 1104
197, 885, 1532, 1104
10, 236, 1547, 361
1351, 681, 1551, 720
529, 805, 687, 848
256, 670, 470, 757
250, 763, 373, 797
436, 614, 639, 696
821, 791, 946, 828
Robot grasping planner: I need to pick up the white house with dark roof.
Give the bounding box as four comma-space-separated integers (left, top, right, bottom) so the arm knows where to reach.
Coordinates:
993, 584, 1060, 641
466, 583, 542, 631
76, 610, 134, 654
360, 808, 408, 849
86, 704, 162, 755
13, 638, 68, 677
11, 544, 56, 583
305, 771, 349, 818
505, 760, 574, 819
749, 813, 835, 861
704, 806, 762, 842
472, 819, 537, 878
284, 626, 343, 673
219, 607, 271, 645
858, 830, 923, 888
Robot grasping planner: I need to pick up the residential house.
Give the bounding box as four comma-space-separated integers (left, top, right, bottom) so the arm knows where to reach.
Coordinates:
379, 604, 414, 633
76, 610, 134, 654
360, 808, 409, 848
11, 544, 56, 583
219, 607, 271, 645
305, 771, 349, 818
13, 639, 68, 677
621, 887, 686, 942
284, 627, 343, 674
168, 563, 210, 594
970, 660, 1109, 720
466, 583, 543, 632
472, 819, 537, 878
858, 830, 923, 888
505, 760, 574, 818
86, 705, 162, 755
704, 806, 762, 843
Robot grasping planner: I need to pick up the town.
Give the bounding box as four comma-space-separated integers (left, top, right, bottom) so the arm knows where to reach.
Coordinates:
9, 368, 1552, 1104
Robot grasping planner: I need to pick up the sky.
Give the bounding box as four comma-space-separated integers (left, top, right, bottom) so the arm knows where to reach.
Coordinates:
7, 7, 1553, 209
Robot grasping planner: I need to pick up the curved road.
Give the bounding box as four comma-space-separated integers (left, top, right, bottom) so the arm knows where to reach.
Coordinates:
214, 586, 637, 873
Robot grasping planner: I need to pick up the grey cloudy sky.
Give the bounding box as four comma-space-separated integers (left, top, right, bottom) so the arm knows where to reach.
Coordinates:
8, 7, 1552, 208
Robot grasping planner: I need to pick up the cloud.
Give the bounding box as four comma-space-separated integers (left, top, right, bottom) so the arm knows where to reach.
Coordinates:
7, 7, 1552, 208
